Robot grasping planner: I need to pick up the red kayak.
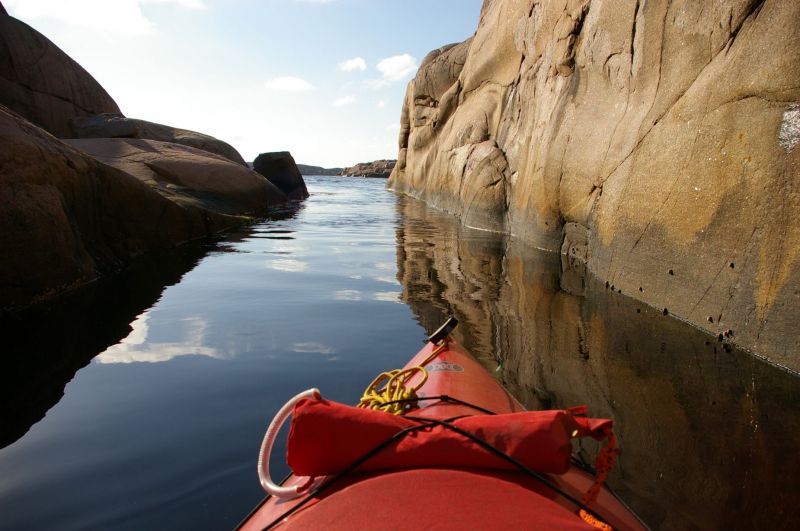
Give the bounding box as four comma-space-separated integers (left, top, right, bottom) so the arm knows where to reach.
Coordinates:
238, 319, 647, 530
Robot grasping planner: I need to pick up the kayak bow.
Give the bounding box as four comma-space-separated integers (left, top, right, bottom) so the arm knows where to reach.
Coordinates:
238, 318, 647, 531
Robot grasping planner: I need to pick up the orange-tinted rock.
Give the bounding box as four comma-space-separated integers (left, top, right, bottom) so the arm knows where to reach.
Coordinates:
69, 114, 247, 166
0, 10, 120, 137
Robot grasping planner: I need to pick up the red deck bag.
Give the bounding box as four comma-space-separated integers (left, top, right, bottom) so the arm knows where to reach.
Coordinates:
286, 399, 612, 477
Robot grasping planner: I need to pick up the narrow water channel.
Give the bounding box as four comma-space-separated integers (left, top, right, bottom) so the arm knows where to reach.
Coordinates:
0, 176, 797, 530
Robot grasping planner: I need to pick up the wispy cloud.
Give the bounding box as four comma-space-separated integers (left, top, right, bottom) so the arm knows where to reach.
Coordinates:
333, 95, 356, 107
265, 76, 315, 91
5, 0, 206, 35
376, 100, 386, 108
377, 54, 418, 81
338, 57, 366, 72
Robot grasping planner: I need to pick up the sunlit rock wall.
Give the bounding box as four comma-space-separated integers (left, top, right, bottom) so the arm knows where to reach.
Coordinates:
389, 0, 800, 371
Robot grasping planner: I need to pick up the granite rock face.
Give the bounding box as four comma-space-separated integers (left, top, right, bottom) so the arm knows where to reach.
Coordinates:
69, 114, 247, 166
389, 0, 800, 371
253, 151, 309, 200
0, 9, 121, 137
0, 105, 255, 310
342, 159, 396, 178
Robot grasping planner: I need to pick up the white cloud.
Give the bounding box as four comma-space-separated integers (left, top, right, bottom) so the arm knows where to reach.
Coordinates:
376, 54, 418, 81
96, 313, 225, 364
265, 76, 315, 91
4, 0, 206, 35
5, 0, 153, 34
376, 100, 386, 108
338, 57, 366, 72
333, 95, 356, 107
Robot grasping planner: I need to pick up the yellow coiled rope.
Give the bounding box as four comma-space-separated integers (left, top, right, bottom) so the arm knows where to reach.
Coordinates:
357, 341, 450, 415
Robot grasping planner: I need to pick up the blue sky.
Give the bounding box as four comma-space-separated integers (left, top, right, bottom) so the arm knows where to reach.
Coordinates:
5, 0, 483, 167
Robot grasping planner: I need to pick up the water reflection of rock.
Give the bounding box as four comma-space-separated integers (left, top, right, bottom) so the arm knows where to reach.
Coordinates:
0, 244, 208, 448
395, 195, 800, 530
0, 202, 306, 449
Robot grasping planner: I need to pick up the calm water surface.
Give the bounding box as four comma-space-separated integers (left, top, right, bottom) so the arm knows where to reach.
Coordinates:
0, 176, 798, 530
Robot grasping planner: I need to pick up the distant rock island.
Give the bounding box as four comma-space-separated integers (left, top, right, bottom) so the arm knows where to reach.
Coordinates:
388, 0, 800, 371
0, 5, 305, 310
342, 159, 396, 178
297, 164, 343, 176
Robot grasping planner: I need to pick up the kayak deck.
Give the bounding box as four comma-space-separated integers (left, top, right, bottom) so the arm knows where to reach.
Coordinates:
239, 337, 647, 530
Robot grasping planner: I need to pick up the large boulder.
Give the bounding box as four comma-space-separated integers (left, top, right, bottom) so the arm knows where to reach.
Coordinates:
69, 113, 248, 166
0, 105, 268, 310
341, 159, 396, 178
65, 137, 284, 215
253, 151, 309, 200
389, 0, 800, 371
0, 9, 121, 137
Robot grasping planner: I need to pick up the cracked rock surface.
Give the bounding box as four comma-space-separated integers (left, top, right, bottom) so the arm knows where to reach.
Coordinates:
388, 0, 800, 371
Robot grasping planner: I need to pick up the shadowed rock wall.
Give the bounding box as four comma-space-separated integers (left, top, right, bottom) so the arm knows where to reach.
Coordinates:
0, 106, 259, 310
389, 0, 800, 371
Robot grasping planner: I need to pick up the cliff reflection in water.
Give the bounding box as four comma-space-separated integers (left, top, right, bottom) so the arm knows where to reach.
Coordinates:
394, 195, 800, 530
0, 244, 210, 448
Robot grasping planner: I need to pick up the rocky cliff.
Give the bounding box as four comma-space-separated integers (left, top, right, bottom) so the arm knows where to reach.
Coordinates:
343, 159, 396, 178
389, 0, 800, 371
0, 8, 297, 310
0, 106, 261, 310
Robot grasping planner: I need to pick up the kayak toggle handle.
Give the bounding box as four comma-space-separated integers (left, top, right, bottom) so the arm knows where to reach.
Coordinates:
257, 388, 321, 498
427, 317, 458, 345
